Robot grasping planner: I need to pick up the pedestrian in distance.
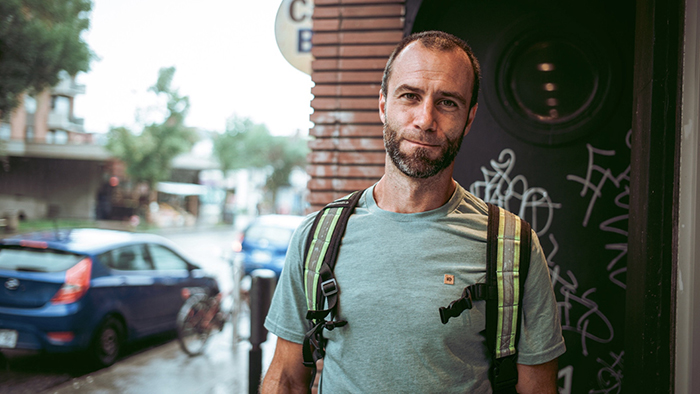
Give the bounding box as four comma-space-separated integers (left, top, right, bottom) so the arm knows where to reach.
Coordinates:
261, 30, 566, 394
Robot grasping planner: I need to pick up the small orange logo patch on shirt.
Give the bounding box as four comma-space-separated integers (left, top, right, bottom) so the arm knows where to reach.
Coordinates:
444, 274, 455, 285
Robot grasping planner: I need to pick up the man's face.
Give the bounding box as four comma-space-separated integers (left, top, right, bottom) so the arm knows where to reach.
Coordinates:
379, 42, 478, 179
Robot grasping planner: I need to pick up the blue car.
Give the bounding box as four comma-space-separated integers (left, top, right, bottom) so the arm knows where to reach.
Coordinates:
0, 228, 219, 366
233, 215, 304, 278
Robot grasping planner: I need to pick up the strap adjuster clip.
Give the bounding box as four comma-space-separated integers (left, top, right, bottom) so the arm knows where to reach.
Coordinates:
439, 287, 474, 324
321, 278, 338, 297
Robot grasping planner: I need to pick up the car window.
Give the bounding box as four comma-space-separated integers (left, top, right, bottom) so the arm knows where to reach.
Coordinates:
104, 245, 152, 271
148, 244, 189, 271
0, 246, 83, 273
246, 225, 294, 246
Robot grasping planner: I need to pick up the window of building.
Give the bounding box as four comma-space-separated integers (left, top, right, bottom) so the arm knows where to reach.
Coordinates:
24, 96, 37, 114
51, 96, 70, 117
25, 126, 34, 142
54, 130, 68, 144
0, 123, 10, 140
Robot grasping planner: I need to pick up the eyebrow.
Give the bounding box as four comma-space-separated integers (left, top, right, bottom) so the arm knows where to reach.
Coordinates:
393, 84, 468, 106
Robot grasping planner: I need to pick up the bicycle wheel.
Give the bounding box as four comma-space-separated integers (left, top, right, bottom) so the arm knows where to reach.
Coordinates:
176, 294, 212, 356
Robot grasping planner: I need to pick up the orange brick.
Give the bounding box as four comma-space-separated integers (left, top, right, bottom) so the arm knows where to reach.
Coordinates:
310, 124, 383, 137
340, 17, 405, 30
309, 136, 385, 151
314, 4, 404, 19
312, 58, 388, 71
314, 19, 340, 31
313, 17, 405, 31
311, 44, 396, 58
308, 178, 377, 191
311, 85, 381, 97
308, 151, 386, 165
311, 110, 382, 124
313, 31, 404, 45
315, 0, 403, 5
307, 164, 385, 178
312, 71, 383, 83
312, 97, 379, 110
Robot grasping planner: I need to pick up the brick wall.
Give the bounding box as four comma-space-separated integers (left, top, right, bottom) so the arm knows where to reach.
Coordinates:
307, 0, 406, 211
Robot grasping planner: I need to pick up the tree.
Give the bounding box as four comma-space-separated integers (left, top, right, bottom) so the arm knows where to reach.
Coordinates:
106, 67, 198, 218
213, 116, 309, 209
0, 0, 93, 118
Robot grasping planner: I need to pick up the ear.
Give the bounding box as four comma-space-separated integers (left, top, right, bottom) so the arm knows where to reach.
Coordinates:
379, 91, 387, 124
462, 103, 479, 137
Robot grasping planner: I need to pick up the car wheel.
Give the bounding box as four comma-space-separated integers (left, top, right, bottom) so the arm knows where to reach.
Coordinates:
90, 316, 123, 367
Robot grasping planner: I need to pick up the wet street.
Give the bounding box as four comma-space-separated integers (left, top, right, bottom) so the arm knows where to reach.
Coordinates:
0, 226, 277, 394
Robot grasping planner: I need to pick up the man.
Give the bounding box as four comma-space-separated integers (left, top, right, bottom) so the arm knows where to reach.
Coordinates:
262, 30, 565, 393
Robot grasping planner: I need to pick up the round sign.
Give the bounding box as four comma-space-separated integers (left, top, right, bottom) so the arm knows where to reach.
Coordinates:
275, 0, 314, 75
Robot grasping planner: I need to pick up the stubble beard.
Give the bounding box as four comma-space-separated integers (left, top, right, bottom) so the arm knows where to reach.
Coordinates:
383, 120, 465, 179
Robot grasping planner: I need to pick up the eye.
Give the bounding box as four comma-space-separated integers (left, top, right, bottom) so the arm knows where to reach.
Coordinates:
439, 99, 458, 108
401, 92, 419, 100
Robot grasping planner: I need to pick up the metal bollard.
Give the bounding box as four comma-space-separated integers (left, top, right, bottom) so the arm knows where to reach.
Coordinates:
249, 269, 277, 394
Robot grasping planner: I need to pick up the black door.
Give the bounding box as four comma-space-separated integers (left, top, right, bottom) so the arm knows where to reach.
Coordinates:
412, 1, 634, 392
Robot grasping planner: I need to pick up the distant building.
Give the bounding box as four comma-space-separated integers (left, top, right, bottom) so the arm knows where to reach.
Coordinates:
0, 72, 110, 223
0, 73, 217, 225
2, 71, 93, 146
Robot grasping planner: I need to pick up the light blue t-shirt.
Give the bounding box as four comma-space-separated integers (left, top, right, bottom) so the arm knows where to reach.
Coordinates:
264, 183, 566, 393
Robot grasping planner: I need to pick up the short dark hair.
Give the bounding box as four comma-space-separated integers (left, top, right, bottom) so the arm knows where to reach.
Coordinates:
381, 31, 481, 110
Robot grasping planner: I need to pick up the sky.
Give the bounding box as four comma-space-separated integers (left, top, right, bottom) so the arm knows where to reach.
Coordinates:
74, 0, 314, 137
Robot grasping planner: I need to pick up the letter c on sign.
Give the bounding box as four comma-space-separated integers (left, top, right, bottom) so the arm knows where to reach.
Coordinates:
290, 0, 308, 22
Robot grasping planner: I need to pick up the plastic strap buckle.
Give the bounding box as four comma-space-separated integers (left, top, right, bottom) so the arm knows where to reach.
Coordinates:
321, 278, 338, 297
491, 355, 519, 391
439, 287, 474, 324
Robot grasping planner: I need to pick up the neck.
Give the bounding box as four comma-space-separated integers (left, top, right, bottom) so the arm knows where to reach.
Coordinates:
374, 161, 457, 213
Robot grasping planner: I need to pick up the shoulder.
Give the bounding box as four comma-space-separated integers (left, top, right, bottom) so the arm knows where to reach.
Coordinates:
452, 183, 489, 217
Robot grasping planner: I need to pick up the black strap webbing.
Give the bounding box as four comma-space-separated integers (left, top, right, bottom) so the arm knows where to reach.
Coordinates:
301, 191, 363, 388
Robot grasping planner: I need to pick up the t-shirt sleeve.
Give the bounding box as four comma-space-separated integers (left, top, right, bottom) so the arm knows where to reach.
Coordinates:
516, 229, 567, 365
264, 214, 316, 344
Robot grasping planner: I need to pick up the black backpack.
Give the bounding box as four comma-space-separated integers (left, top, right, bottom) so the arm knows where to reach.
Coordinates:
301, 190, 531, 393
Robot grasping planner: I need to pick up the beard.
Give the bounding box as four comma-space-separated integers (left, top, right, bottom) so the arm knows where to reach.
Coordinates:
383, 121, 465, 179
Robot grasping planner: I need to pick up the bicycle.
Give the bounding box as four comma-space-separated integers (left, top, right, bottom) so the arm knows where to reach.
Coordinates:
176, 287, 229, 356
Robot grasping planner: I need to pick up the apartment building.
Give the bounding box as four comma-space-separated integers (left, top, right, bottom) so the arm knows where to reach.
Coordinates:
0, 72, 110, 224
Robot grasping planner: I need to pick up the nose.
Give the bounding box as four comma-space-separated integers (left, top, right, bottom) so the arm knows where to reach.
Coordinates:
414, 100, 437, 132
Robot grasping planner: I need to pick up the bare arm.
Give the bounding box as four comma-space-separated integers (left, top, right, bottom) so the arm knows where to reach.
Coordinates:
261, 337, 312, 394
515, 358, 559, 394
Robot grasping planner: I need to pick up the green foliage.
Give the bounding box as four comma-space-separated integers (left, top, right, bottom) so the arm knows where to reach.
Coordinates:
0, 0, 93, 117
264, 133, 308, 193
106, 67, 197, 190
213, 117, 274, 172
213, 116, 309, 201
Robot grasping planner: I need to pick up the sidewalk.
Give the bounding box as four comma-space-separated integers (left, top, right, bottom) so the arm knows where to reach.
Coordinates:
40, 312, 277, 394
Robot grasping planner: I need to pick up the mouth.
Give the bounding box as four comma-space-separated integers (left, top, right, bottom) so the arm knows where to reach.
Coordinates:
404, 139, 440, 149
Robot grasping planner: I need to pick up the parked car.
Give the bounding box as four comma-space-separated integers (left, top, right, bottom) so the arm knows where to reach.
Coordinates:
0, 228, 219, 367
233, 214, 305, 278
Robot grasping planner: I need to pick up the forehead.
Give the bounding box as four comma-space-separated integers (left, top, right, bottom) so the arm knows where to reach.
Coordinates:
387, 41, 474, 95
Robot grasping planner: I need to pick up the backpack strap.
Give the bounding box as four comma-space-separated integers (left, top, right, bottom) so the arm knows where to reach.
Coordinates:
486, 203, 531, 393
439, 203, 531, 393
301, 191, 363, 375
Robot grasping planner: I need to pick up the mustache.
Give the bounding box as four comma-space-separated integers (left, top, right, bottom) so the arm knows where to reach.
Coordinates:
385, 131, 445, 147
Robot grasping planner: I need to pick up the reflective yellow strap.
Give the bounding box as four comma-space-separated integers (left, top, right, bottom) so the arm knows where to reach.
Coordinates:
304, 206, 343, 312
495, 208, 522, 359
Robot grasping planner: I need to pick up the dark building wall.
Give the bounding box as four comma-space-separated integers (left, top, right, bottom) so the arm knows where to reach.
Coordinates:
0, 157, 102, 220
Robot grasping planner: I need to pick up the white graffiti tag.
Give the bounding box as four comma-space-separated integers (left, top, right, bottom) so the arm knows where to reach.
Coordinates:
589, 351, 624, 394
469, 149, 561, 236
567, 130, 631, 290
545, 233, 614, 357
